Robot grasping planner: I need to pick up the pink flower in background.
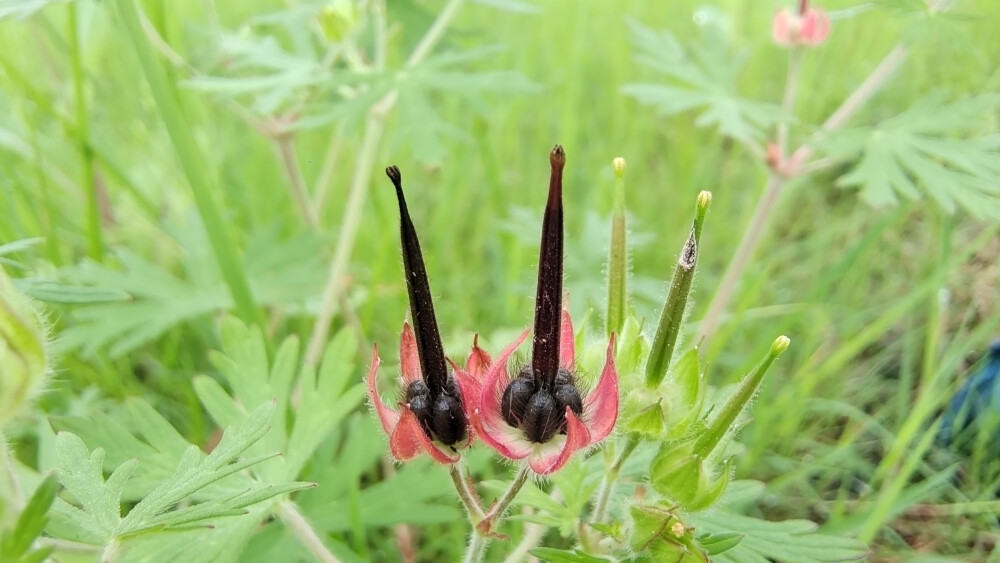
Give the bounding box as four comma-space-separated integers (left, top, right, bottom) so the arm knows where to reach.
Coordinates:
773, 1, 830, 47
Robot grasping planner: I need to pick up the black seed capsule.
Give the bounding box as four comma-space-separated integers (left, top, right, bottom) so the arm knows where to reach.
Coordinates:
522, 391, 562, 443
502, 375, 536, 427
430, 388, 466, 446
406, 380, 433, 435
554, 383, 583, 420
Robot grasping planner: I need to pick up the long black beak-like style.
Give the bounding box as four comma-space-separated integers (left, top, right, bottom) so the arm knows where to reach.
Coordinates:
386, 166, 466, 447
531, 146, 566, 391
386, 165, 449, 395
499, 146, 582, 444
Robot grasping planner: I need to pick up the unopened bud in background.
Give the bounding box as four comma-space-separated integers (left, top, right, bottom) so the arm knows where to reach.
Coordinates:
0, 267, 48, 425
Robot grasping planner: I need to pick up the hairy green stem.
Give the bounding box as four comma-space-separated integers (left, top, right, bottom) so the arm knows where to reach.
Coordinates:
276, 134, 318, 228
462, 533, 488, 563
465, 464, 532, 563
776, 49, 802, 159
277, 500, 342, 563
405, 0, 465, 67
645, 228, 697, 387
502, 506, 547, 563
592, 436, 640, 525
313, 122, 346, 219
449, 464, 485, 521
582, 436, 640, 551
693, 337, 789, 458
304, 112, 386, 367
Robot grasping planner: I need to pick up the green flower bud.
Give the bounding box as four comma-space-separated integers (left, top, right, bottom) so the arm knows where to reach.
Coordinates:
612, 157, 626, 178
0, 268, 48, 424
318, 0, 359, 43
772, 335, 791, 356
615, 315, 647, 377
663, 347, 705, 440
650, 441, 731, 511
623, 387, 666, 437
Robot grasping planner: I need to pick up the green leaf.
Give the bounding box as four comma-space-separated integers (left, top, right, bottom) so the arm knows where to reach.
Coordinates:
622, 19, 784, 143
117, 401, 276, 535
20, 281, 131, 304
0, 473, 59, 559
391, 45, 540, 165
55, 432, 136, 536
823, 95, 1000, 219
531, 547, 614, 562
50, 399, 289, 555
142, 482, 314, 530
688, 510, 869, 562
298, 416, 461, 531
697, 531, 744, 555
286, 329, 365, 478
0, 238, 43, 257
51, 225, 327, 357
116, 508, 264, 563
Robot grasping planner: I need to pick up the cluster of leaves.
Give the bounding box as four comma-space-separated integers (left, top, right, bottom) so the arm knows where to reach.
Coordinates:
624, 17, 1000, 220
0, 474, 58, 563
622, 18, 785, 144
180, 0, 538, 165
17, 223, 327, 358
1, 312, 488, 562
31, 320, 363, 561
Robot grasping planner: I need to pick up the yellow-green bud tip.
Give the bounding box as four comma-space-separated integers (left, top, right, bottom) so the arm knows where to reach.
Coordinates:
696, 190, 712, 213
771, 335, 791, 356
612, 157, 626, 178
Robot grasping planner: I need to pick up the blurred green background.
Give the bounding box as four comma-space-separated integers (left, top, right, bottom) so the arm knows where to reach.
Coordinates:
2, 0, 1000, 560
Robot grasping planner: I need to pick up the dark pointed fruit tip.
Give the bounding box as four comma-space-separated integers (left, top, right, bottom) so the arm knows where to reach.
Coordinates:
550, 145, 566, 168
386, 165, 402, 185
